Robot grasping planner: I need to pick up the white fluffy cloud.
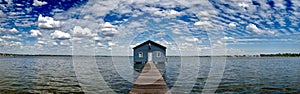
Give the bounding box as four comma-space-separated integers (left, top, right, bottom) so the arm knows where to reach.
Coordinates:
101, 22, 116, 28
9, 28, 18, 33
2, 35, 18, 40
38, 14, 61, 29
52, 42, 58, 46
32, 0, 48, 6
238, 2, 249, 9
194, 21, 212, 27
0, 28, 18, 34
101, 28, 117, 35
10, 41, 22, 47
223, 36, 235, 40
153, 9, 182, 18
229, 22, 237, 28
223, 36, 237, 43
246, 24, 263, 34
37, 40, 46, 45
93, 36, 102, 41
30, 30, 42, 37
185, 37, 199, 42
50, 30, 71, 40
97, 42, 105, 47
101, 22, 117, 40
72, 26, 93, 37
108, 41, 116, 46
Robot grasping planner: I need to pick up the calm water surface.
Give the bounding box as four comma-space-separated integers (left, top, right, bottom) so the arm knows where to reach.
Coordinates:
0, 56, 299, 93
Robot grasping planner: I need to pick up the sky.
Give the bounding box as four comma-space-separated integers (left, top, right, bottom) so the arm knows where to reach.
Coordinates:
0, 0, 300, 56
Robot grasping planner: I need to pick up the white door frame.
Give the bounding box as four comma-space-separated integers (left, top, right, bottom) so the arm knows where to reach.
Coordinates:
148, 52, 152, 62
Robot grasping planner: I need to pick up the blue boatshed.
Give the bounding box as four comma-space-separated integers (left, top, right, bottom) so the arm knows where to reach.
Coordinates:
133, 40, 166, 64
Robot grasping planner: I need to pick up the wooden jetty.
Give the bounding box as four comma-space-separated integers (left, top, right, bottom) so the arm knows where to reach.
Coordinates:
129, 62, 171, 94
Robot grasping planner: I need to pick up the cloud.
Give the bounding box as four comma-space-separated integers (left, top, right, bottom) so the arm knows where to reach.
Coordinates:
2, 35, 18, 40
197, 11, 210, 17
172, 29, 182, 34
153, 9, 183, 18
38, 14, 61, 29
212, 40, 225, 49
9, 28, 18, 33
223, 36, 235, 40
72, 26, 93, 37
3, 0, 298, 55
101, 22, 116, 28
0, 10, 5, 17
274, 1, 285, 9
47, 0, 220, 55
37, 40, 46, 45
9, 41, 22, 47
100, 22, 118, 40
97, 42, 105, 47
50, 30, 71, 40
229, 22, 237, 28
3, 0, 12, 5
185, 37, 199, 42
60, 40, 71, 46
104, 36, 113, 41
238, 2, 249, 9
246, 24, 263, 34
93, 36, 102, 41
52, 42, 58, 46
0, 38, 3, 42
179, 42, 193, 49
160, 40, 172, 46
108, 41, 116, 46
266, 30, 275, 35
32, 0, 48, 6
194, 21, 212, 27
0, 28, 5, 33
223, 36, 237, 43
0, 28, 18, 34
101, 27, 117, 35
30, 30, 42, 37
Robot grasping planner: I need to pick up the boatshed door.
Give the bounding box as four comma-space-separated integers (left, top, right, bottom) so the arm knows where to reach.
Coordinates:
148, 52, 152, 62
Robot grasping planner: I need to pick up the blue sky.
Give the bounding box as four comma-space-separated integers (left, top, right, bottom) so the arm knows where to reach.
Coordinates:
0, 0, 299, 56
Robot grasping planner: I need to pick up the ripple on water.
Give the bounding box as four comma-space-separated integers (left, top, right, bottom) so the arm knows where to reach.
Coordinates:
0, 56, 300, 93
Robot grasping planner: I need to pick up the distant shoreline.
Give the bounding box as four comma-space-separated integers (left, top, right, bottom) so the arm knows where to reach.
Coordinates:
1, 53, 300, 57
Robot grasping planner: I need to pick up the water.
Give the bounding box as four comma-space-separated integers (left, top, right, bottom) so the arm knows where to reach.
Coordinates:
0, 56, 299, 93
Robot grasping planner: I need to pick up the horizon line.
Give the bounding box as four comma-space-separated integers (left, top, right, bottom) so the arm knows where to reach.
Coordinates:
1, 53, 300, 57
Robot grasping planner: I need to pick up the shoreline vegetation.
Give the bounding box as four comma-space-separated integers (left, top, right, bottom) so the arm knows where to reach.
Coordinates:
1, 53, 300, 57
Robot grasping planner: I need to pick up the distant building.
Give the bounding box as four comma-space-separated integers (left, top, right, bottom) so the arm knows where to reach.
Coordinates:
133, 40, 166, 64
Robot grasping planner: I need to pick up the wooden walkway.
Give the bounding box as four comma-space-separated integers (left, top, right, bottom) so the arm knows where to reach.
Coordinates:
129, 62, 171, 94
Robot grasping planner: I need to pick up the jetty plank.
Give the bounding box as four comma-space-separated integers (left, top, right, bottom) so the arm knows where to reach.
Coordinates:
129, 62, 171, 94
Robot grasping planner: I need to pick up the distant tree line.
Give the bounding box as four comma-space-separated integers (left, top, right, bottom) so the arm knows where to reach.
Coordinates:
1, 53, 300, 57
0, 53, 70, 56
260, 53, 300, 57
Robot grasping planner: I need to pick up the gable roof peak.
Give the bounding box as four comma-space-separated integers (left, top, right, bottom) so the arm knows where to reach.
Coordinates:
133, 40, 166, 49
